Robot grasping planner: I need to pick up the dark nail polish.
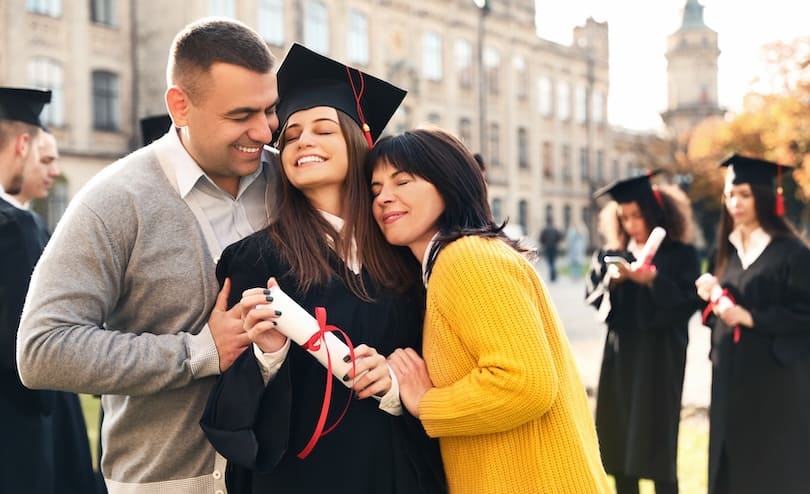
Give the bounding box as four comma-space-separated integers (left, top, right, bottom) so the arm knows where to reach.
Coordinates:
262, 288, 272, 295
343, 354, 351, 363
342, 374, 350, 382
272, 320, 278, 326
274, 310, 282, 316
265, 295, 274, 302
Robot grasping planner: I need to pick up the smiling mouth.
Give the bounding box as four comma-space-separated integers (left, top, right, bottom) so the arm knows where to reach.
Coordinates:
234, 144, 261, 153
297, 156, 325, 167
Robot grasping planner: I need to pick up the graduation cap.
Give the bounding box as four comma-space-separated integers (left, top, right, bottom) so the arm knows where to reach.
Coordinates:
720, 153, 792, 216
275, 43, 406, 147
593, 169, 663, 204
140, 114, 172, 146
0, 87, 52, 128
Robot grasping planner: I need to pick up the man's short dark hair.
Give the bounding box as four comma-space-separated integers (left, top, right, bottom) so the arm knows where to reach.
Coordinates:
167, 17, 275, 102
0, 120, 39, 149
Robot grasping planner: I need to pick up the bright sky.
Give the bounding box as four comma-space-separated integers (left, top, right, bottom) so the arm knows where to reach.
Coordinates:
534, 0, 809, 132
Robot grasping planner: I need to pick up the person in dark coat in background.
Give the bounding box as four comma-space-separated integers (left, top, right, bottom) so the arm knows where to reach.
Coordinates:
539, 218, 562, 281
585, 172, 700, 494
695, 154, 810, 494
0, 87, 96, 493
200, 44, 446, 494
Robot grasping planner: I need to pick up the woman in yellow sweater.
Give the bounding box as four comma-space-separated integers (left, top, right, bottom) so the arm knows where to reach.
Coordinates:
368, 128, 610, 494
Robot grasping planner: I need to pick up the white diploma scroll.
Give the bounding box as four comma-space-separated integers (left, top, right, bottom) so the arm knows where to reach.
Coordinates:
631, 226, 667, 270
709, 284, 735, 314
261, 285, 354, 388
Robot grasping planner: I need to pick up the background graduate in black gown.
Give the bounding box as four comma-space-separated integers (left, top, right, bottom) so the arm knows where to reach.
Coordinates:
0, 87, 96, 493
695, 154, 810, 494
586, 172, 701, 494
200, 44, 446, 494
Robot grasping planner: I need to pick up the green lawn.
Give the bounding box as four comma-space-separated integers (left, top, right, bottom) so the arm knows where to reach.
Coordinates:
79, 395, 709, 492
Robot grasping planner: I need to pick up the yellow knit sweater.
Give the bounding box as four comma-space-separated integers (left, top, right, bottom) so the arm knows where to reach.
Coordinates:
419, 236, 610, 494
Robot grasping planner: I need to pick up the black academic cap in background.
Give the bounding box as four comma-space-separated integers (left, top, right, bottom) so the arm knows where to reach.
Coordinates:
719, 153, 792, 187
720, 153, 793, 216
275, 43, 406, 146
593, 170, 662, 203
0, 87, 52, 128
140, 114, 172, 146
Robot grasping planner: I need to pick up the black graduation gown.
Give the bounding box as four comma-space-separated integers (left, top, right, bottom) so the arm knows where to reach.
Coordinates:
0, 200, 98, 494
707, 236, 810, 494
585, 241, 700, 482
201, 231, 446, 494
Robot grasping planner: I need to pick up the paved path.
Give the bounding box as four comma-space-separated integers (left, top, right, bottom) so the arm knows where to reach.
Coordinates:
536, 263, 711, 409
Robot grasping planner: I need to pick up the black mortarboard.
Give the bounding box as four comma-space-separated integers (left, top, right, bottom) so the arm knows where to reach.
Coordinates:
720, 153, 793, 216
140, 114, 172, 146
0, 87, 52, 128
593, 170, 663, 203
275, 43, 406, 147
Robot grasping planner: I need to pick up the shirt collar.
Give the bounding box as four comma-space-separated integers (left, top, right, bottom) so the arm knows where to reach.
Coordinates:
158, 127, 264, 199
319, 210, 360, 275
421, 233, 441, 288
0, 189, 25, 209
728, 226, 771, 269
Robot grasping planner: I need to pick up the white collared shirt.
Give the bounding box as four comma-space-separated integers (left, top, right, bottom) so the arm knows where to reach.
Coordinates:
421, 233, 441, 288
153, 127, 271, 261
729, 226, 771, 269
0, 188, 25, 209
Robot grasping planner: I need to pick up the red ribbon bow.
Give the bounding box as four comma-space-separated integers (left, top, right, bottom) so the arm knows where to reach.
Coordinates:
296, 307, 356, 459
701, 288, 741, 344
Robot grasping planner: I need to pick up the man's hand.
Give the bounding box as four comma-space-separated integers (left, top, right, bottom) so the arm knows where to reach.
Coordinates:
209, 278, 251, 372
387, 348, 433, 417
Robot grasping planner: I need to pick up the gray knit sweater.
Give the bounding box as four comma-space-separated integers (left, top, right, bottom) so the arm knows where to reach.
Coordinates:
17, 145, 233, 493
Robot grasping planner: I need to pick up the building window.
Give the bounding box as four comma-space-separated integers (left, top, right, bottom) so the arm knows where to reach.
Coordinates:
427, 112, 441, 125
513, 55, 528, 99
561, 145, 571, 182
593, 89, 604, 124
304, 0, 329, 54
393, 106, 410, 134
258, 0, 283, 45
492, 198, 503, 223
517, 127, 529, 169
537, 76, 552, 117
27, 58, 64, 127
596, 150, 605, 183
27, 0, 61, 16
484, 46, 499, 95
92, 70, 119, 131
518, 199, 528, 232
557, 81, 571, 121
542, 141, 553, 180
488, 123, 500, 167
346, 10, 369, 65
563, 204, 572, 229
458, 118, 472, 148
422, 31, 442, 81
612, 159, 620, 181
91, 0, 116, 25
545, 204, 553, 225
579, 147, 589, 182
575, 85, 587, 123
454, 39, 473, 88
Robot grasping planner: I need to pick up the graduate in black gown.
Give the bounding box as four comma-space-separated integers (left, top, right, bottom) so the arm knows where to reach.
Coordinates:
585, 172, 700, 494
200, 44, 446, 494
695, 154, 810, 494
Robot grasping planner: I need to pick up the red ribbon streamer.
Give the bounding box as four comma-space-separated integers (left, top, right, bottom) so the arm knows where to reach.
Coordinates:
701, 288, 741, 344
296, 307, 356, 459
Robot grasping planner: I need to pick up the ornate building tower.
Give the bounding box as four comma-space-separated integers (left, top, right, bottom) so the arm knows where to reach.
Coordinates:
661, 0, 724, 137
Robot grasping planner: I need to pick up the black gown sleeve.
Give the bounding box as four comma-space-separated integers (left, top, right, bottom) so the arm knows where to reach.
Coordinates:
751, 240, 810, 338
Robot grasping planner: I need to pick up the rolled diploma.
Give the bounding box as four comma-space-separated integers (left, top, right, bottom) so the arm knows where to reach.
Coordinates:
631, 226, 666, 270
709, 284, 735, 314
262, 285, 354, 388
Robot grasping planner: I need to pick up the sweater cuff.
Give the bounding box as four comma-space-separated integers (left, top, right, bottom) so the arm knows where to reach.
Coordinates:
188, 323, 221, 378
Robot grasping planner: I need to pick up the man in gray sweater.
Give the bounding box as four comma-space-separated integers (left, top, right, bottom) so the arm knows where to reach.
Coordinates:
17, 18, 280, 494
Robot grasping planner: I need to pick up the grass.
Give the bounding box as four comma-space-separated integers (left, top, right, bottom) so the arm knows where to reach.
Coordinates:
81, 396, 708, 491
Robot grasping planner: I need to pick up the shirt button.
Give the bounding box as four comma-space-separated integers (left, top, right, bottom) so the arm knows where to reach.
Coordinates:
212, 470, 222, 479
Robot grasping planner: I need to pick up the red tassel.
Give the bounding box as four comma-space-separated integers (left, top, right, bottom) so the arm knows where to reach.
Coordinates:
775, 187, 785, 216
362, 123, 373, 148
